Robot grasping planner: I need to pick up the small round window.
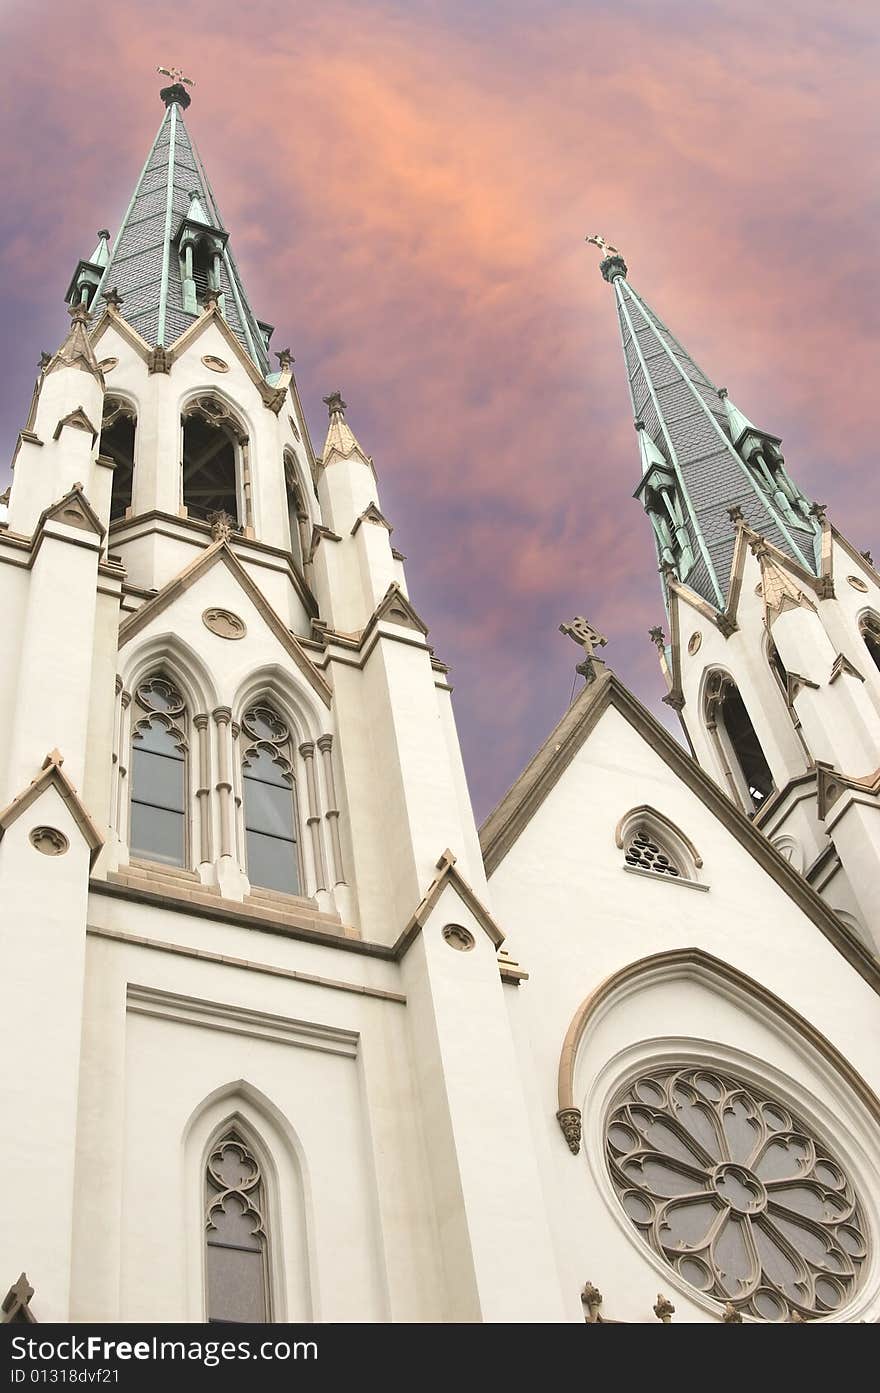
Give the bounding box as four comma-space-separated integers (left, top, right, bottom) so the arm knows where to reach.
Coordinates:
606, 1065, 867, 1321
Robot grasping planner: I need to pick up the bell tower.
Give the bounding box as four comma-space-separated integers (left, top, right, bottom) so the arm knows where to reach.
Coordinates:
588, 239, 880, 951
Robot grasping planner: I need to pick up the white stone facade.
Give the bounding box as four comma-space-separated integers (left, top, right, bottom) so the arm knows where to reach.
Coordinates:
1, 99, 879, 1328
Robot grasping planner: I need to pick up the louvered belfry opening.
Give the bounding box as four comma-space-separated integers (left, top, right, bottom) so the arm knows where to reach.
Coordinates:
721, 683, 775, 808
102, 398, 137, 522
192, 239, 213, 306
182, 404, 239, 523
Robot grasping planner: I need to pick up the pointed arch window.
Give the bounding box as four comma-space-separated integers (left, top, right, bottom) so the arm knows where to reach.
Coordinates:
101, 397, 136, 522
130, 675, 188, 866
242, 704, 301, 895
859, 613, 880, 674
615, 806, 703, 884
284, 453, 310, 571
205, 1131, 270, 1323
182, 397, 244, 526
705, 672, 774, 814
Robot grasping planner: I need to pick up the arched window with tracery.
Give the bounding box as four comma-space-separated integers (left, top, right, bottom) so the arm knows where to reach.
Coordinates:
205, 1130, 270, 1323
182, 396, 245, 527
241, 703, 301, 895
615, 806, 702, 883
130, 674, 188, 867
705, 671, 774, 815
859, 612, 880, 674
284, 453, 310, 571
101, 396, 136, 522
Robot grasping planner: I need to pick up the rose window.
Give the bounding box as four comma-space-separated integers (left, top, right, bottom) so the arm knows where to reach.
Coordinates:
606, 1067, 867, 1320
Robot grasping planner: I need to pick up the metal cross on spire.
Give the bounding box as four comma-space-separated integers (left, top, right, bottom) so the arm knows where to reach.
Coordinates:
157, 65, 194, 87
585, 233, 623, 260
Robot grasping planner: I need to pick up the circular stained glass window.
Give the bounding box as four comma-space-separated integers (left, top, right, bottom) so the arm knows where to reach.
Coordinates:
606, 1066, 867, 1321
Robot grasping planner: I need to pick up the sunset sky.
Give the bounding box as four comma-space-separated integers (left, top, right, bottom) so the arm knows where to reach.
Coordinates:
1, 0, 877, 820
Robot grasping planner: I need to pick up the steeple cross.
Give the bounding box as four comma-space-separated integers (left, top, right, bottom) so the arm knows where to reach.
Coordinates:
585, 233, 623, 260
559, 615, 607, 660
560, 616, 608, 685
157, 66, 194, 87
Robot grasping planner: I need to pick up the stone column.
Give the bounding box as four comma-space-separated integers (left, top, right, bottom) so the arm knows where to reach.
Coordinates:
299, 742, 327, 893
194, 714, 212, 869
213, 706, 234, 857
117, 689, 132, 848
318, 734, 346, 885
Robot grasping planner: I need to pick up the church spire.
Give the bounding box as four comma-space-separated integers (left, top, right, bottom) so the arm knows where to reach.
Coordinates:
587, 238, 821, 611
73, 79, 271, 373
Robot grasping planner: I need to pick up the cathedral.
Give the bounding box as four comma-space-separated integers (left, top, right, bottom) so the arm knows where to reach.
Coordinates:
2, 78, 879, 1327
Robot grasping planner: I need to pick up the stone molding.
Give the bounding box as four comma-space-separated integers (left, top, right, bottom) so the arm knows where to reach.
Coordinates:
0, 751, 103, 868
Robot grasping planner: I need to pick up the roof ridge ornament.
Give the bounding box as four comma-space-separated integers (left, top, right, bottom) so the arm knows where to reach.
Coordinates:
586, 233, 627, 283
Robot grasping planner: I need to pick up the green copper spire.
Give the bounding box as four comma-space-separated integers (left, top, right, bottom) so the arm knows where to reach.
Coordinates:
588, 239, 820, 611
79, 84, 270, 373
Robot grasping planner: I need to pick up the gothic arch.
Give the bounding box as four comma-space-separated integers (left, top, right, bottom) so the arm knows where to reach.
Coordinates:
556, 947, 880, 1126
182, 1080, 315, 1324
121, 632, 219, 717
179, 389, 251, 529
557, 949, 880, 1322
101, 392, 139, 523
614, 804, 703, 881
232, 664, 326, 749
857, 609, 880, 674
284, 448, 314, 569
701, 666, 775, 814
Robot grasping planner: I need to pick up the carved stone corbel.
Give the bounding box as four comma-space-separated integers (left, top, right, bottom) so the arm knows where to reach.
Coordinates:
556, 1107, 582, 1154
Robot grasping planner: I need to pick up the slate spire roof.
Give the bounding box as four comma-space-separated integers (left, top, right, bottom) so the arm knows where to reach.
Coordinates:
595, 251, 820, 611
84, 88, 270, 374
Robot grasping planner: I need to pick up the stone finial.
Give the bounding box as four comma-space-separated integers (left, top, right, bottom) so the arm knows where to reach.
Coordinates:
861, 549, 873, 566
201, 288, 219, 312
1, 1272, 35, 1322
323, 390, 347, 417
727, 504, 744, 524
556, 1107, 582, 1155
39, 350, 52, 370
275, 347, 294, 370
207, 510, 238, 543
653, 1293, 675, 1323
68, 301, 91, 326
648, 625, 665, 649
581, 1281, 603, 1322
809, 501, 828, 523
722, 1302, 743, 1323
560, 616, 608, 684
42, 749, 64, 769
104, 286, 124, 309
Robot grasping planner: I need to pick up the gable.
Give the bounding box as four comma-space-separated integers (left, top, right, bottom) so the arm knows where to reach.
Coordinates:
118, 542, 331, 709
481, 673, 878, 992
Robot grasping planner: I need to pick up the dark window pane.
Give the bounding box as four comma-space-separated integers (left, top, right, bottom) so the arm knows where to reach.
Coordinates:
132, 747, 185, 812
244, 778, 295, 839
206, 1245, 266, 1323
246, 829, 299, 894
243, 746, 289, 786
130, 802, 185, 866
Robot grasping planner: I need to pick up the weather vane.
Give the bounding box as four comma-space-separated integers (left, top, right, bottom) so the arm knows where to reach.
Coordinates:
585, 234, 623, 260
157, 66, 194, 87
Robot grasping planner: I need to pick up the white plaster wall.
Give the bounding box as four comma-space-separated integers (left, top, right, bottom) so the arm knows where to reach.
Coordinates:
490, 702, 880, 1323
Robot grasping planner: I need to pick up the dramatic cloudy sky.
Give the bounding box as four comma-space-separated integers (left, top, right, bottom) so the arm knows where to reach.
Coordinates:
1, 0, 876, 819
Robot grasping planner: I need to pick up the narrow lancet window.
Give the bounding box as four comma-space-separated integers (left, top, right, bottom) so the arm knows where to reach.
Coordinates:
101, 397, 136, 522
242, 704, 300, 895
182, 397, 242, 525
130, 675, 187, 866
705, 672, 774, 813
205, 1132, 270, 1323
860, 613, 880, 673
